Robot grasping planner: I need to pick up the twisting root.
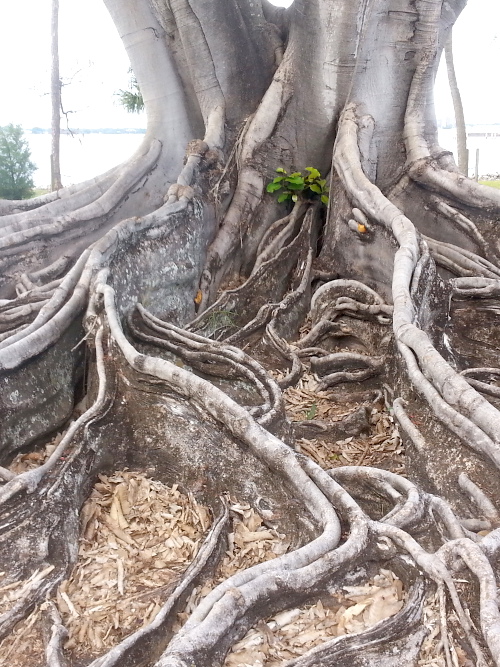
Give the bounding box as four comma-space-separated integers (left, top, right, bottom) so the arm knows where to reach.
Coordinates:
311, 352, 384, 390
296, 319, 352, 350
398, 340, 500, 470
129, 304, 286, 427
28, 255, 72, 283
334, 103, 500, 468
458, 473, 500, 525
372, 521, 489, 666
424, 235, 500, 279
252, 201, 305, 275
0, 167, 121, 219
329, 466, 424, 530
460, 367, 500, 400
265, 323, 303, 389
0, 248, 92, 368
0, 466, 15, 482
430, 197, 493, 260
438, 584, 453, 667
0, 298, 49, 332
264, 227, 314, 388
451, 277, 500, 299
438, 538, 500, 665
43, 600, 68, 667
392, 397, 426, 452
325, 469, 497, 663
189, 213, 313, 342
310, 279, 392, 325
0, 140, 162, 253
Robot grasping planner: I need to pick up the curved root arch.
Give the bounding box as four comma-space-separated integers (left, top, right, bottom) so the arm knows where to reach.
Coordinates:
1, 0, 500, 665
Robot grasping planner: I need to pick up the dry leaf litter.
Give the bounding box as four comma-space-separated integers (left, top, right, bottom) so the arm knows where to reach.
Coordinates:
0, 375, 449, 667
223, 568, 405, 666
6, 438, 58, 475
283, 373, 404, 473
417, 590, 475, 667
173, 500, 289, 631
0, 470, 212, 665
0, 438, 64, 666
0, 470, 454, 667
62, 471, 211, 657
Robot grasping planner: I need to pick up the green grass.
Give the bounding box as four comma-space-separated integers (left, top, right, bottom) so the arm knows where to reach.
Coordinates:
479, 180, 500, 189
31, 188, 50, 197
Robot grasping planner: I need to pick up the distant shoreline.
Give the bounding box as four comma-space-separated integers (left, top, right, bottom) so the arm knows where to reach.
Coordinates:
26, 132, 146, 188
28, 128, 146, 135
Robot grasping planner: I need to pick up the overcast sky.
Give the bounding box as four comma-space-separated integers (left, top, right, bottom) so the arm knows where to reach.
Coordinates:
0, 0, 498, 129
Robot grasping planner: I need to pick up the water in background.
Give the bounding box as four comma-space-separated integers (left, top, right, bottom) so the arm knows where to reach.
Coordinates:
25, 127, 499, 188
438, 127, 500, 177
27, 132, 146, 188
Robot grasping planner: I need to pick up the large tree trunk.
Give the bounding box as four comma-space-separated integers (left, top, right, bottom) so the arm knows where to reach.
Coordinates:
1, 1, 500, 665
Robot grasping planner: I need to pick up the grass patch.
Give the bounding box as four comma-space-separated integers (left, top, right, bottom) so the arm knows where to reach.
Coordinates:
479, 180, 500, 190
32, 188, 50, 197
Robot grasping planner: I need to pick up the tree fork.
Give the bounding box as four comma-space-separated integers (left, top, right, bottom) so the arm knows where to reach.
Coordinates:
1, 0, 500, 664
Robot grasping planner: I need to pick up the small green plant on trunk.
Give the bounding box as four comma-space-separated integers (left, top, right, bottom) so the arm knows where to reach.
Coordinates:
266, 167, 329, 205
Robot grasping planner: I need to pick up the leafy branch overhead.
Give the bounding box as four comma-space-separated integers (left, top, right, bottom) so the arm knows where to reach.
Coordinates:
116, 69, 144, 114
267, 167, 329, 204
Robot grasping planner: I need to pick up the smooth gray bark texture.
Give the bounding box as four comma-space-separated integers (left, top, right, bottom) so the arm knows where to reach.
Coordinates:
1, 1, 500, 665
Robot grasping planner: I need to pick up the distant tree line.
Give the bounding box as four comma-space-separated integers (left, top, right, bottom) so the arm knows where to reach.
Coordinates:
0, 124, 36, 200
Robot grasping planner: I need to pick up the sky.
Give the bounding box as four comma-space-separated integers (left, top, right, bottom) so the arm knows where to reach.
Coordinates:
0, 0, 498, 130
0, 0, 143, 129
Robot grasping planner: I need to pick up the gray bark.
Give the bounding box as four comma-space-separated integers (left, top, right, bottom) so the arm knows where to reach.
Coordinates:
1, 1, 500, 665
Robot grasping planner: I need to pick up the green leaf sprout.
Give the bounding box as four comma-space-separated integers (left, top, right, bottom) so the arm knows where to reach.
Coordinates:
266, 167, 329, 205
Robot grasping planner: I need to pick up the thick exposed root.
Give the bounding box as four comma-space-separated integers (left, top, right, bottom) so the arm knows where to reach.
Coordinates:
403, 26, 500, 213
334, 103, 500, 471
189, 210, 314, 342
2, 203, 499, 665
0, 162, 127, 214
1, 6, 500, 660
0, 141, 162, 270
451, 276, 500, 299
128, 305, 286, 429
42, 601, 68, 667
310, 352, 384, 391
